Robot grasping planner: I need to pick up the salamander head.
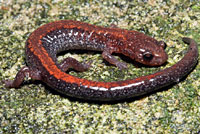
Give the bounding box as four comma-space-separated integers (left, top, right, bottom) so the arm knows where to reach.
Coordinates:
126, 40, 168, 66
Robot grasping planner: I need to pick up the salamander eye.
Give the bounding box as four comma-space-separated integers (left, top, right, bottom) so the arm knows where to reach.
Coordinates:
158, 41, 167, 49
143, 52, 153, 61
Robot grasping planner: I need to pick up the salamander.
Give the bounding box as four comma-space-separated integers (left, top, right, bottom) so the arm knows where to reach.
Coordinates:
3, 20, 199, 101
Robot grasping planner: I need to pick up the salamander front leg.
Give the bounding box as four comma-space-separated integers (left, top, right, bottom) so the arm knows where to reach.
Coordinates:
102, 49, 127, 70
3, 66, 42, 88
59, 57, 92, 72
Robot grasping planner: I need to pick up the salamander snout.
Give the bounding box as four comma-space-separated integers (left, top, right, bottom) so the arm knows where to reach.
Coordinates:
143, 40, 168, 66
133, 40, 168, 66
148, 51, 168, 66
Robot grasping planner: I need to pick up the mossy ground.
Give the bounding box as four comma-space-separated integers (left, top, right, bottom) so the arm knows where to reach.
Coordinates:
0, 0, 200, 133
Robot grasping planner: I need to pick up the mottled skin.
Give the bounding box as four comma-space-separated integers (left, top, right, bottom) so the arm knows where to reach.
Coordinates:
3, 20, 199, 101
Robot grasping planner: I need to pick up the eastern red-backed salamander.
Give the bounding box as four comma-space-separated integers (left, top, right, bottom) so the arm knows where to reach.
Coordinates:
3, 20, 199, 101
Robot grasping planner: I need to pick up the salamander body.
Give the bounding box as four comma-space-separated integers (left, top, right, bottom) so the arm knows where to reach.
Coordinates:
3, 20, 199, 101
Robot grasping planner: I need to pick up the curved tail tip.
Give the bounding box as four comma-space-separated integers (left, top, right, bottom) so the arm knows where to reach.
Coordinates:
182, 37, 192, 44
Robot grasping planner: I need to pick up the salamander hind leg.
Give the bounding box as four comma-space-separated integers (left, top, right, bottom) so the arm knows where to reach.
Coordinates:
3, 66, 42, 88
58, 57, 92, 72
102, 48, 127, 70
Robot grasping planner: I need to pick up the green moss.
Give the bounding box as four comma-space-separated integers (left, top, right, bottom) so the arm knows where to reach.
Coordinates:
0, 0, 200, 133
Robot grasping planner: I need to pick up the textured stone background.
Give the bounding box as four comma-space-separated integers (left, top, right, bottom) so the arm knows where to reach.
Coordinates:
0, 0, 200, 133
